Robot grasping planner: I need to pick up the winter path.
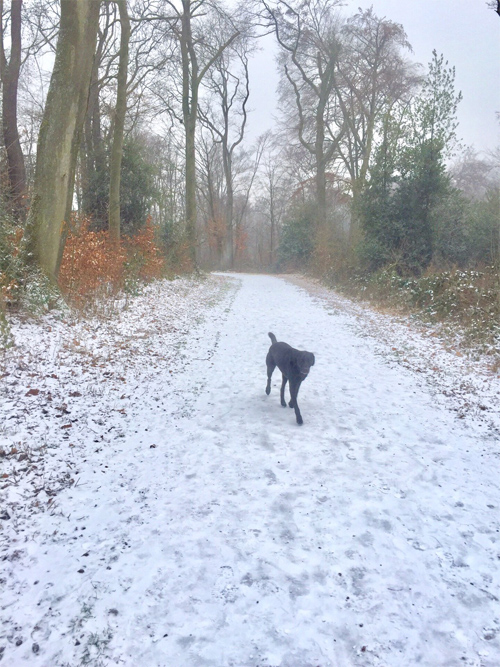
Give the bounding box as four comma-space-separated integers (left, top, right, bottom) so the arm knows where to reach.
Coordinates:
1, 273, 499, 666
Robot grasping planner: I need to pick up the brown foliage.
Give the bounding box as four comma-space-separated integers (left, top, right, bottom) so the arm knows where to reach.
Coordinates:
206, 216, 226, 255
59, 217, 126, 303
59, 216, 167, 304
234, 226, 248, 264
125, 218, 165, 282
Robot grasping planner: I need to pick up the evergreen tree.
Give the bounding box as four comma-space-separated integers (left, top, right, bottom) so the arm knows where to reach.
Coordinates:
359, 51, 462, 275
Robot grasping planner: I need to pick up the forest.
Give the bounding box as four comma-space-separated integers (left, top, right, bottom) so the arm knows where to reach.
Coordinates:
1, 3, 500, 665
0, 0, 499, 340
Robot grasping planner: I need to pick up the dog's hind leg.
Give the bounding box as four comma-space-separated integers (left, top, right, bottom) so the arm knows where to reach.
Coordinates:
289, 378, 303, 425
280, 374, 288, 407
266, 355, 275, 395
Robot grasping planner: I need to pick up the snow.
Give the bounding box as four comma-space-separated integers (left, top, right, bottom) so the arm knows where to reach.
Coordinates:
1, 272, 500, 666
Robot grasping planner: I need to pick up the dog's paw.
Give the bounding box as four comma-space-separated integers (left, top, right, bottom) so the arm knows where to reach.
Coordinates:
296, 416, 303, 425
288, 401, 294, 408
281, 401, 287, 407
265, 386, 271, 395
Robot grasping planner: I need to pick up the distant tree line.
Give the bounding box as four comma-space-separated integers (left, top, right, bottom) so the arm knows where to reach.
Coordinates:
0, 0, 498, 293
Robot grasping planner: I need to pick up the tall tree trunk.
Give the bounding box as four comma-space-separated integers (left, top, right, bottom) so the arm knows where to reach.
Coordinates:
108, 0, 130, 244
184, 115, 197, 264
26, 0, 100, 281
181, 0, 198, 266
1, 0, 26, 217
81, 48, 102, 219
269, 182, 275, 268
178, 0, 239, 267
223, 152, 234, 268
314, 96, 328, 230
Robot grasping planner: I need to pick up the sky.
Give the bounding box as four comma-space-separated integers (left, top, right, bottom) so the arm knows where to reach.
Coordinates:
245, 0, 500, 155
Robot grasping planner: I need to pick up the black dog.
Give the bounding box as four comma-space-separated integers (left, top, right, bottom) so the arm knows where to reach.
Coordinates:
265, 332, 315, 425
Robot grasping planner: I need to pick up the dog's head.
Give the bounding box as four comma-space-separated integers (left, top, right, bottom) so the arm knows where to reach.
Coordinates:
297, 351, 315, 379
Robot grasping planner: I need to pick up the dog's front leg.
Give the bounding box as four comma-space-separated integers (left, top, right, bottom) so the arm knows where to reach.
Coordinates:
289, 378, 303, 425
280, 374, 288, 407
266, 358, 275, 395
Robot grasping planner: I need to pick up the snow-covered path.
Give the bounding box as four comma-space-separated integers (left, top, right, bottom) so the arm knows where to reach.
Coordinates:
2, 273, 500, 666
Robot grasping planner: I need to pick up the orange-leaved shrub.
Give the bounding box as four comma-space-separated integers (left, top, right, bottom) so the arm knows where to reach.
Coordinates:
59, 216, 166, 304
59, 217, 126, 304
124, 218, 165, 283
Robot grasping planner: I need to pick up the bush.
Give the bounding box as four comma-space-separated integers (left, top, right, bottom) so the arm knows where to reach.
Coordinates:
0, 205, 24, 308
58, 216, 166, 306
467, 186, 499, 265
123, 219, 166, 292
431, 189, 470, 267
58, 217, 126, 305
0, 199, 25, 346
333, 265, 500, 352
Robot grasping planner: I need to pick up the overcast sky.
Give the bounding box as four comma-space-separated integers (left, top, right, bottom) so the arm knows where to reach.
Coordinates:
245, 0, 500, 155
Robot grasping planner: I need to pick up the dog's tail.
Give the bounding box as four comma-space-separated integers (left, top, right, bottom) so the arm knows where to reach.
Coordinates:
268, 332, 277, 345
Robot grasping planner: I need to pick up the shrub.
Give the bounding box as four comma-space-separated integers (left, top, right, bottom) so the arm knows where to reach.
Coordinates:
58, 217, 126, 305
0, 206, 24, 308
123, 218, 165, 291
58, 216, 167, 306
332, 265, 500, 353
0, 199, 25, 346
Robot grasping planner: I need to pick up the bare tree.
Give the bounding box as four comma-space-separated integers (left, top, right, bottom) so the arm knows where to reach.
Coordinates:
80, 1, 117, 226
487, 1, 500, 17
199, 32, 252, 267
257, 135, 291, 266
337, 8, 416, 201
263, 0, 346, 230
197, 132, 226, 265
147, 0, 240, 263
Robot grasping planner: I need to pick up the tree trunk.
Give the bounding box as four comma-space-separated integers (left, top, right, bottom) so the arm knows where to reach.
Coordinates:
223, 150, 234, 268
26, 0, 100, 281
178, 0, 239, 267
269, 181, 275, 268
1, 0, 26, 217
81, 44, 104, 221
184, 114, 197, 264
314, 96, 328, 231
108, 0, 130, 244
180, 1, 197, 266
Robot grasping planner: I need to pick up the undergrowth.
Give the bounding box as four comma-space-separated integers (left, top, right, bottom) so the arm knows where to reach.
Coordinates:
58, 216, 168, 308
1, 211, 193, 346
325, 265, 500, 358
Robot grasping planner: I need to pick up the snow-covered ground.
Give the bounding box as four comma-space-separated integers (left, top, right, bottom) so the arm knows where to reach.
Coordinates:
1, 272, 499, 667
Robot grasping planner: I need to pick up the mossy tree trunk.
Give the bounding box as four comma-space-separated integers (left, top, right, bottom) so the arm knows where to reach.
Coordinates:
26, 0, 100, 282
